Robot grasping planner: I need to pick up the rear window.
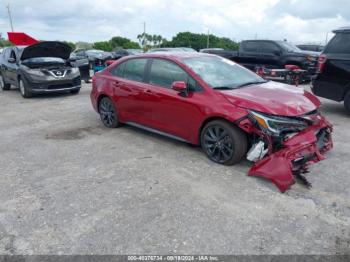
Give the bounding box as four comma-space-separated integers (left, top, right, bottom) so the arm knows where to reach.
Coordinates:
123, 58, 147, 82
325, 33, 350, 54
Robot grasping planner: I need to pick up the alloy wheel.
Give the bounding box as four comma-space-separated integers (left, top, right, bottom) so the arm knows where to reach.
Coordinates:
19, 80, 25, 96
99, 99, 116, 127
203, 125, 234, 163
0, 75, 4, 90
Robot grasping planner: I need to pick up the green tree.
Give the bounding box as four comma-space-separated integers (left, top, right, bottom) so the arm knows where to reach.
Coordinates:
62, 41, 76, 50
0, 33, 12, 47
109, 36, 140, 50
92, 41, 112, 51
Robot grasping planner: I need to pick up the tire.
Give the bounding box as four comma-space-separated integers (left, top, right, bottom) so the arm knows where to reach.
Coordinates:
201, 120, 247, 165
0, 74, 11, 90
84, 79, 90, 83
70, 88, 80, 94
344, 91, 350, 115
19, 78, 32, 98
98, 97, 122, 128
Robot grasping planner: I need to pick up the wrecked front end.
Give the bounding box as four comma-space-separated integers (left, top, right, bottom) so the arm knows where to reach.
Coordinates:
237, 110, 333, 192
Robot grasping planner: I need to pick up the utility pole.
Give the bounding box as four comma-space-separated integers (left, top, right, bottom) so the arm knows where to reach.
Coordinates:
143, 22, 146, 48
207, 29, 209, 48
6, 3, 14, 32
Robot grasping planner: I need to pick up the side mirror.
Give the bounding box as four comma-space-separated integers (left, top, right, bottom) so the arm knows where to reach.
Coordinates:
171, 81, 188, 96
8, 58, 16, 63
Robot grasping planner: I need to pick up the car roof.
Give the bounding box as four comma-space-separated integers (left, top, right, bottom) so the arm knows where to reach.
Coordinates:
128, 51, 213, 61
333, 26, 350, 33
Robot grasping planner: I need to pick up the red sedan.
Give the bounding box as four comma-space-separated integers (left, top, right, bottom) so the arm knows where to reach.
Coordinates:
90, 52, 333, 192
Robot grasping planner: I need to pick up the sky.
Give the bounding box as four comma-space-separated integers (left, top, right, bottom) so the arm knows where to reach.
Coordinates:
0, 0, 349, 45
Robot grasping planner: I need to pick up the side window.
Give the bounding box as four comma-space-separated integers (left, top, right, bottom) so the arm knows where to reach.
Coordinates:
325, 33, 350, 54
123, 58, 147, 82
3, 48, 11, 59
10, 50, 17, 61
111, 62, 126, 77
242, 42, 259, 52
149, 59, 202, 91
261, 42, 280, 53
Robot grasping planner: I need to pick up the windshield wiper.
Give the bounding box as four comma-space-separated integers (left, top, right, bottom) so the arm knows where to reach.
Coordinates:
212, 86, 234, 90
235, 80, 267, 88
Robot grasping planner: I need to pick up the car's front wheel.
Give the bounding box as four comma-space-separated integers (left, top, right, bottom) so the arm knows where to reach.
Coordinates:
201, 120, 247, 165
344, 91, 350, 115
19, 78, 32, 98
0, 74, 11, 90
98, 97, 122, 128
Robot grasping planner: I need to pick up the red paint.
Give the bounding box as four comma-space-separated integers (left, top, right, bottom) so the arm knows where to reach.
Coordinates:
90, 53, 333, 192
7, 32, 39, 46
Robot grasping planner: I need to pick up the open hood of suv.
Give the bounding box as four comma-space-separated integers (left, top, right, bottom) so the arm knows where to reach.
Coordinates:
20, 41, 72, 61
220, 81, 321, 116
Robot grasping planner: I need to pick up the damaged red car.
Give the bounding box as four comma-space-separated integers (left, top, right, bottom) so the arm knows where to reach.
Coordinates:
90, 52, 333, 192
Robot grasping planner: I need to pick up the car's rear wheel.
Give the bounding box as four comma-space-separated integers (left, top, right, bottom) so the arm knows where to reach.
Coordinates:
0, 74, 11, 90
98, 97, 122, 128
344, 91, 350, 114
19, 78, 32, 98
201, 120, 247, 165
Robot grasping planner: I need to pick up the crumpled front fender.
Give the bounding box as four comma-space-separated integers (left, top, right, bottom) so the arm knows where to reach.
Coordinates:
248, 118, 333, 192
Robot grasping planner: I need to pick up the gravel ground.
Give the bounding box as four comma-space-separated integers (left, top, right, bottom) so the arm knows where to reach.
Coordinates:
0, 83, 349, 255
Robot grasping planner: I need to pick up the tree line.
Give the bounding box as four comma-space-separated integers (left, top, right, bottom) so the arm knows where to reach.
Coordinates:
0, 32, 240, 51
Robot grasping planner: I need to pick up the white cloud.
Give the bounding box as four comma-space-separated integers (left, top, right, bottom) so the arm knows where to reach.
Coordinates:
0, 0, 349, 45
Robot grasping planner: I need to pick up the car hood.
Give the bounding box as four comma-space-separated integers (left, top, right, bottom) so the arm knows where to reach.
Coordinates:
219, 81, 321, 116
21, 41, 71, 61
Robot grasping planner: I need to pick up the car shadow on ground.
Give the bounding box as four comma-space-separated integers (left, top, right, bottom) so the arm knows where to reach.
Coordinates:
4, 87, 80, 99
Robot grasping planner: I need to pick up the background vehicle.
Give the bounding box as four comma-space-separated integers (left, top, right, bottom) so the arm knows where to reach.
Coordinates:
71, 49, 114, 68
203, 40, 319, 79
0, 41, 81, 97
148, 47, 197, 53
200, 48, 238, 60
311, 26, 350, 114
297, 44, 325, 52
112, 49, 142, 60
90, 52, 332, 192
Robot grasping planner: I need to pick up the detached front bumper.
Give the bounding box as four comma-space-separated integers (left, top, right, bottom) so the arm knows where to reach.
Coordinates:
248, 116, 333, 192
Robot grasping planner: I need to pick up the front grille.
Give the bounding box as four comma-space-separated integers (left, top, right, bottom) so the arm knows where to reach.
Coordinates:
48, 83, 73, 89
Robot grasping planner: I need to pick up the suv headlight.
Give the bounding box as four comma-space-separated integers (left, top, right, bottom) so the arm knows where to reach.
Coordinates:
26, 69, 45, 77
71, 67, 79, 74
249, 110, 308, 136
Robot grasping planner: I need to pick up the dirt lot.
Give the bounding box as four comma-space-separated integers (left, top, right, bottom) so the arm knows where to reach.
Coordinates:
0, 83, 349, 255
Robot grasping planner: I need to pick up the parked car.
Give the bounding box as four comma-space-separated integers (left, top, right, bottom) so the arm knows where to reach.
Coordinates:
112, 49, 142, 60
90, 52, 333, 192
0, 41, 81, 98
297, 44, 325, 52
148, 47, 197, 53
71, 49, 114, 67
311, 27, 350, 114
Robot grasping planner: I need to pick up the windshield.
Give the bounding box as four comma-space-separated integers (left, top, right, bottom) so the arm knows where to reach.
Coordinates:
86, 50, 105, 55
277, 41, 300, 52
183, 56, 265, 89
22, 57, 65, 63
127, 49, 142, 54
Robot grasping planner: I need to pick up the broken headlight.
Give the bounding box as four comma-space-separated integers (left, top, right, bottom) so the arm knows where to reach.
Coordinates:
249, 110, 308, 136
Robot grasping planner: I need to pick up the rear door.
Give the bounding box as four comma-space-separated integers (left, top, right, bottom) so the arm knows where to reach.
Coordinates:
260, 41, 282, 69
239, 41, 261, 70
108, 58, 151, 124
6, 49, 18, 84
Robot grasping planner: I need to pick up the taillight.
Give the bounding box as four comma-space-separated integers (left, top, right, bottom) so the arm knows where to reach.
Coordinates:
317, 54, 327, 73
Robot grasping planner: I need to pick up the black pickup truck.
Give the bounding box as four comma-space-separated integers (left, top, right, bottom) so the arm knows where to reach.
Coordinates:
201, 40, 320, 77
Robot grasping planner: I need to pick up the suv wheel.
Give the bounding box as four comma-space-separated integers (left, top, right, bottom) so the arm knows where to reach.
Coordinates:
19, 79, 32, 98
201, 120, 247, 165
0, 74, 11, 90
344, 91, 350, 114
98, 97, 122, 128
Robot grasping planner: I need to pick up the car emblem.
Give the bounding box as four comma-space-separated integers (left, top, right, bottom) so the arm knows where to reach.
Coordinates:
56, 71, 62, 76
